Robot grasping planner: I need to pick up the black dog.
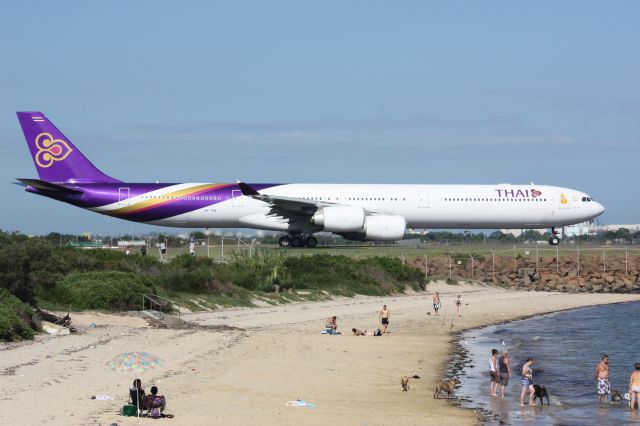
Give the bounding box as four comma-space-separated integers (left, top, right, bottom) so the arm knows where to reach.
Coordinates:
533, 385, 550, 406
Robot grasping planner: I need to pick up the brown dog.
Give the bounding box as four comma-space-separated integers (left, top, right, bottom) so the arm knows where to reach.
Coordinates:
401, 375, 421, 391
433, 378, 461, 399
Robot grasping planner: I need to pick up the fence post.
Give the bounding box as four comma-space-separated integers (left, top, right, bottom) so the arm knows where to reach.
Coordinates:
513, 245, 517, 272
221, 237, 224, 260
470, 255, 474, 279
536, 247, 539, 273
491, 251, 495, 280
424, 255, 428, 279
556, 246, 559, 272
577, 246, 580, 276
448, 255, 452, 278
603, 246, 606, 274
625, 246, 629, 275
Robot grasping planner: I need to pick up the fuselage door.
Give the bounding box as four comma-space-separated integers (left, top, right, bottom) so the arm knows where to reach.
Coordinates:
232, 189, 244, 207
418, 192, 429, 208
118, 187, 130, 206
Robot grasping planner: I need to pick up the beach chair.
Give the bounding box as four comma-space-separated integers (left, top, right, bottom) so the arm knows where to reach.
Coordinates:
143, 394, 166, 418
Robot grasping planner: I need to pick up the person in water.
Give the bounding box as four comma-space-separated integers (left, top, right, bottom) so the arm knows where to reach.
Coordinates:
594, 354, 610, 403
629, 362, 640, 411
498, 350, 512, 398
520, 357, 535, 406
489, 349, 500, 397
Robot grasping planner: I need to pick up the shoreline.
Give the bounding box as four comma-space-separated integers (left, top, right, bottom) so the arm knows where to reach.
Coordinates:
2, 285, 640, 425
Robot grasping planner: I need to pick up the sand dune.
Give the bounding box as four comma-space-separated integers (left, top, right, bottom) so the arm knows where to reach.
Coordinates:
1, 283, 639, 425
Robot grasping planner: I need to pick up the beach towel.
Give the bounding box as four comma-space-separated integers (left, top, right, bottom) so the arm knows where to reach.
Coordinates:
286, 399, 316, 408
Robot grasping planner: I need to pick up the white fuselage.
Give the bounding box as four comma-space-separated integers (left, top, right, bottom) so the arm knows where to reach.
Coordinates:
147, 183, 604, 231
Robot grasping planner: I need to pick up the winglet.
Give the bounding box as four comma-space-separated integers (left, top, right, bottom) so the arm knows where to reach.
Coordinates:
238, 182, 260, 196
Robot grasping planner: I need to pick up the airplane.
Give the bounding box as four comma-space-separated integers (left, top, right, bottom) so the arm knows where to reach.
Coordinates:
16, 112, 605, 248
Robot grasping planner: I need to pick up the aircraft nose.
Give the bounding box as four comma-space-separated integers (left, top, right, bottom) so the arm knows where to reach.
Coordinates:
594, 202, 605, 216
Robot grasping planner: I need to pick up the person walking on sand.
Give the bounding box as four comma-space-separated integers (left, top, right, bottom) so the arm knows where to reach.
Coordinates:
629, 362, 640, 411
455, 295, 462, 317
432, 292, 441, 315
520, 358, 535, 406
379, 305, 390, 333
489, 349, 500, 397
595, 354, 610, 403
498, 350, 512, 398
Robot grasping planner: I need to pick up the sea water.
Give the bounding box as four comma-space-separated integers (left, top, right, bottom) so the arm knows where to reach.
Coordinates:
451, 301, 640, 425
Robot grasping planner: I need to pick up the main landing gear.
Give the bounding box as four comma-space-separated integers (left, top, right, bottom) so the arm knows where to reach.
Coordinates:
548, 227, 560, 246
278, 234, 318, 248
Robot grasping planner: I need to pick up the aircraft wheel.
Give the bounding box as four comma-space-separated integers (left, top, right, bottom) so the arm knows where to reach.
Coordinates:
549, 236, 560, 246
290, 236, 303, 248
305, 236, 318, 248
278, 236, 291, 248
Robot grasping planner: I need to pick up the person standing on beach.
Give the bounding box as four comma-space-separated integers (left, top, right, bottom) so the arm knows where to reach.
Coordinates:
520, 357, 535, 406
432, 292, 441, 315
498, 350, 511, 399
455, 295, 462, 317
379, 305, 390, 333
490, 349, 500, 396
594, 354, 610, 403
498, 350, 512, 398
629, 362, 640, 411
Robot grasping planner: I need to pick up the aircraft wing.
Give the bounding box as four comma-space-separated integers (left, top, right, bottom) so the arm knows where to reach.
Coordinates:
238, 182, 334, 216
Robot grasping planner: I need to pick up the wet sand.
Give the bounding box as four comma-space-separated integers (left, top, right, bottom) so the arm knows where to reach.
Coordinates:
1, 284, 639, 425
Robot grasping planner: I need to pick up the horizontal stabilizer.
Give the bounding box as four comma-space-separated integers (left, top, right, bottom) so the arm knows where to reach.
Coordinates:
17, 178, 84, 195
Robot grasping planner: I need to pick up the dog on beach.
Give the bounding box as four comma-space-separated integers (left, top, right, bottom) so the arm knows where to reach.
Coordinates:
401, 375, 420, 391
533, 384, 550, 406
433, 378, 460, 399
611, 389, 623, 402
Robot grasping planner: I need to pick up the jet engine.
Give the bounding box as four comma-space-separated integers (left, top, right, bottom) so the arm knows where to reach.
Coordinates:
340, 215, 406, 241
311, 206, 366, 232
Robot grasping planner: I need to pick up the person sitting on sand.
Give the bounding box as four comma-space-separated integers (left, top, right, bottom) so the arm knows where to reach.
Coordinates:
144, 386, 167, 418
325, 316, 338, 332
629, 362, 640, 411
129, 379, 145, 412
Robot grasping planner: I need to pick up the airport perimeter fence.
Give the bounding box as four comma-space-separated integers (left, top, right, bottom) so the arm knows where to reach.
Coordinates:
413, 246, 640, 281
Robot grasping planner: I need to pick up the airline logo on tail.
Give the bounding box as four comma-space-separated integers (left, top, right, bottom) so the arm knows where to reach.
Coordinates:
34, 132, 73, 168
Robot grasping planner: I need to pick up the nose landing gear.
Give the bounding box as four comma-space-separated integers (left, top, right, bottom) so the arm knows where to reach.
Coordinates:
278, 234, 318, 248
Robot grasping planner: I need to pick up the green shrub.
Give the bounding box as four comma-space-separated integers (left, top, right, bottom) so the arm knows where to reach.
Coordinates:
0, 288, 35, 341
46, 271, 153, 311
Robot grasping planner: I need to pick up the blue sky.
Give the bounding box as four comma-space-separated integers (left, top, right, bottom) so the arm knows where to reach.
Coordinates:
1, 1, 638, 234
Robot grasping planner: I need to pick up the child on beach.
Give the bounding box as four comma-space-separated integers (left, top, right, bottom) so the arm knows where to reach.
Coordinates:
455, 295, 462, 317
629, 363, 640, 411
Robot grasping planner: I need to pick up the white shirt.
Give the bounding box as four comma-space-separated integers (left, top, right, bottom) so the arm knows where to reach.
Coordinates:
489, 357, 496, 372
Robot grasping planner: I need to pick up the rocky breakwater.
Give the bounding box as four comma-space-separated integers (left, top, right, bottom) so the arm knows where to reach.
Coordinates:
413, 254, 640, 294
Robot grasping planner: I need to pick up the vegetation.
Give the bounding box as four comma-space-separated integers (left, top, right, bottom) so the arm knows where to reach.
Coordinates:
0, 231, 428, 340
0, 288, 36, 341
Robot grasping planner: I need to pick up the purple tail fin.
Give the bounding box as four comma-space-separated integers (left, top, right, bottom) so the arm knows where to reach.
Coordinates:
17, 112, 120, 183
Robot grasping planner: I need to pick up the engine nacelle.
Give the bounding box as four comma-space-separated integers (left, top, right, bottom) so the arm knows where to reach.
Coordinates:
341, 215, 406, 241
363, 215, 406, 240
311, 206, 365, 232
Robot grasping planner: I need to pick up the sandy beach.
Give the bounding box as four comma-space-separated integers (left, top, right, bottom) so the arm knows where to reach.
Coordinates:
2, 283, 640, 426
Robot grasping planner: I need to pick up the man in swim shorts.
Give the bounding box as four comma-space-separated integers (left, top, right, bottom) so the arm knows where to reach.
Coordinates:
432, 292, 441, 315
594, 354, 610, 402
379, 305, 390, 333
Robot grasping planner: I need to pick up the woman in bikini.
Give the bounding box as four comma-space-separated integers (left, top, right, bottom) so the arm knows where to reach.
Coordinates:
629, 362, 640, 411
455, 295, 462, 317
520, 357, 535, 406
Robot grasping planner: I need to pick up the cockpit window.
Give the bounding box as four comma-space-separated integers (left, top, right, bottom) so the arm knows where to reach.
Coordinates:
582, 196, 593, 202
